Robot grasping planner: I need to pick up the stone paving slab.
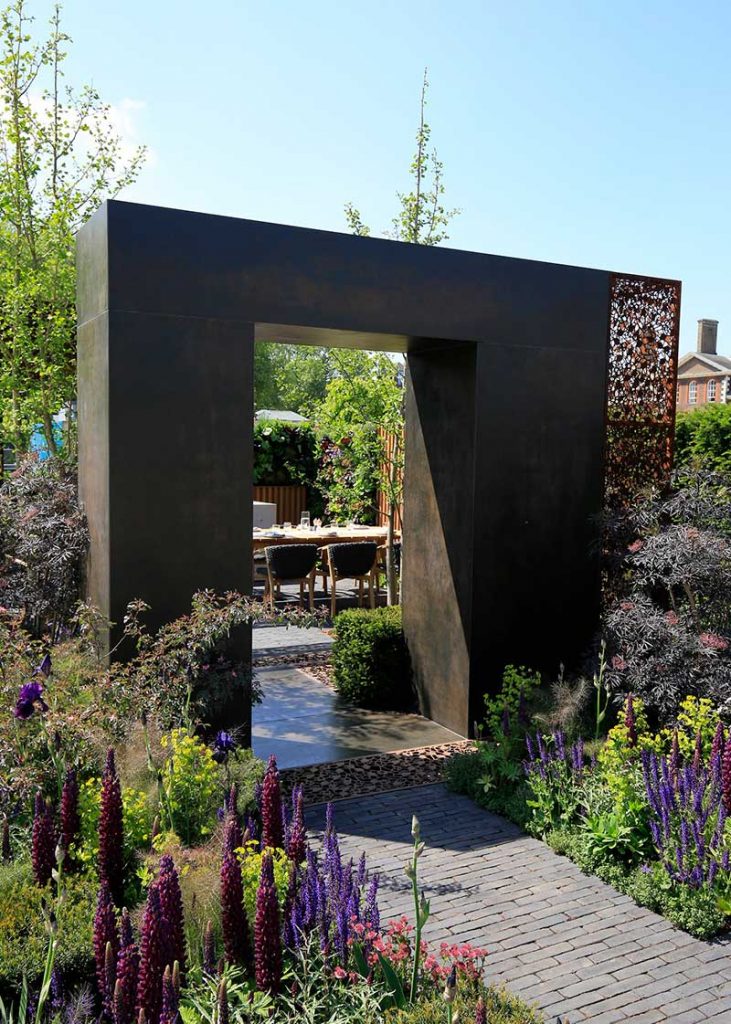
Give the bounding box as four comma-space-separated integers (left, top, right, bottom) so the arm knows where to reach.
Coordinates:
307, 783, 731, 1023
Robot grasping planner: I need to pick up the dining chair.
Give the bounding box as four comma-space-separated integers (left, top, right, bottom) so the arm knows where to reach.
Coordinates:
264, 544, 319, 610
374, 540, 402, 602
325, 542, 379, 619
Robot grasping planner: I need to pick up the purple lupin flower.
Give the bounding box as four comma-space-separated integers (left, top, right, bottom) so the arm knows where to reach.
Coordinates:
722, 740, 731, 813
202, 921, 216, 977
669, 729, 680, 786
220, 848, 251, 967
158, 966, 178, 1024
711, 721, 725, 768
136, 884, 166, 1024
475, 997, 487, 1024
60, 768, 81, 871
286, 786, 306, 865
692, 729, 703, 775
624, 694, 638, 748
105, 942, 117, 1016
261, 755, 284, 850
31, 792, 56, 887
114, 913, 140, 1024
99, 749, 124, 906
255, 850, 282, 993
93, 880, 118, 1009
216, 980, 229, 1024
222, 814, 243, 858
157, 856, 186, 981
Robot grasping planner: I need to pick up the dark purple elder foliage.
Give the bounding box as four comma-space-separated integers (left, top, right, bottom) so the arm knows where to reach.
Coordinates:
93, 881, 118, 1009
255, 851, 282, 993
157, 855, 186, 980
99, 749, 124, 905
604, 469, 731, 722
261, 755, 284, 850
31, 792, 56, 886
136, 884, 166, 1024
0, 455, 88, 641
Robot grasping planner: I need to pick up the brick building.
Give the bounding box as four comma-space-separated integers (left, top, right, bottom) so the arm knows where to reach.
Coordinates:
676, 319, 731, 411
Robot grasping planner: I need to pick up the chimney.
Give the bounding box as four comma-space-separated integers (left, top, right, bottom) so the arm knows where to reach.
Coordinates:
697, 319, 719, 355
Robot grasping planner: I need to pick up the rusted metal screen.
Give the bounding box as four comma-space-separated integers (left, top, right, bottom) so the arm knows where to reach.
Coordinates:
603, 275, 680, 511
253, 485, 308, 524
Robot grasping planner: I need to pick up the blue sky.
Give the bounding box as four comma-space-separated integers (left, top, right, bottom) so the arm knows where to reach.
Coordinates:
62, 0, 731, 355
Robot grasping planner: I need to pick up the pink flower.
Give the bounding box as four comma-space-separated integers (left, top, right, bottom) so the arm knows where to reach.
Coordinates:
665, 611, 679, 625
628, 539, 644, 553
700, 633, 729, 651
619, 600, 635, 611
333, 966, 347, 980
611, 655, 627, 671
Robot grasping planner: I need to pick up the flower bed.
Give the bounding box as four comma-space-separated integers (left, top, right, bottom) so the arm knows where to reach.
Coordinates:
0, 747, 546, 1024
446, 687, 731, 940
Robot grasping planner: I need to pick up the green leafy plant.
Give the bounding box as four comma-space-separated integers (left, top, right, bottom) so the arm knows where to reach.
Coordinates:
483, 665, 541, 741
332, 606, 413, 710
160, 729, 219, 846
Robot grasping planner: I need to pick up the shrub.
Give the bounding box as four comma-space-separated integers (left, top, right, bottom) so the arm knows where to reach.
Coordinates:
604, 468, 731, 721
332, 606, 413, 709
675, 404, 731, 473
0, 454, 88, 640
383, 987, 542, 1024
0, 862, 96, 993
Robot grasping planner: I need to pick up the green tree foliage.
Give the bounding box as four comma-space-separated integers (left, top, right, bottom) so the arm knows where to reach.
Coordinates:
675, 403, 731, 472
0, 0, 145, 452
344, 68, 459, 246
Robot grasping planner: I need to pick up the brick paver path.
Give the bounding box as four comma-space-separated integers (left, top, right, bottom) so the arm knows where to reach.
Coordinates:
307, 783, 731, 1023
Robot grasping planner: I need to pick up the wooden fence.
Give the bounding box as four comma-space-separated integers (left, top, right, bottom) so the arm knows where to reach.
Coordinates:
253, 484, 309, 525
376, 429, 404, 529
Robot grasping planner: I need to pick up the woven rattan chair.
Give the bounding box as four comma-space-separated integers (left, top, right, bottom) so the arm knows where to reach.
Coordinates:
264, 544, 319, 610
325, 541, 378, 618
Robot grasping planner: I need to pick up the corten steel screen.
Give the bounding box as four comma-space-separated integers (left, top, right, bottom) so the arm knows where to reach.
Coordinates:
76, 201, 680, 737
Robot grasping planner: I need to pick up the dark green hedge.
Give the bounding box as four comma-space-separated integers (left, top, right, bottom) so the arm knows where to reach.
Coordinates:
332, 606, 413, 710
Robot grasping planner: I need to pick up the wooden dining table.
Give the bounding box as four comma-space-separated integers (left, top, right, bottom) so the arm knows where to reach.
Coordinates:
252, 525, 391, 553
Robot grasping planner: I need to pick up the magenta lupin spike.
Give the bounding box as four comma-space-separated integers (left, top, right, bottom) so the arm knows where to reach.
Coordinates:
255, 850, 282, 993
136, 884, 166, 1024
93, 880, 119, 1008
157, 855, 187, 981
99, 748, 124, 905
261, 755, 284, 850
31, 792, 56, 887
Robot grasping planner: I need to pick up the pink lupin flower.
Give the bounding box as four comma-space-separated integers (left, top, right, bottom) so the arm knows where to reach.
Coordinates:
255, 850, 282, 993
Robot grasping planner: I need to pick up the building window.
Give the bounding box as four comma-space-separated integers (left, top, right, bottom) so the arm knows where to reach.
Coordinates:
708, 379, 717, 402
689, 381, 697, 404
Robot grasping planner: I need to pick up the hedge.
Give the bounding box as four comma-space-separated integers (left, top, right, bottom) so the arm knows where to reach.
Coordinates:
332, 606, 414, 710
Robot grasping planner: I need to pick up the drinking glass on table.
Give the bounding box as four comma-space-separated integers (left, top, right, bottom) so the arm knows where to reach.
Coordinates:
300, 511, 311, 529
283, 521, 292, 529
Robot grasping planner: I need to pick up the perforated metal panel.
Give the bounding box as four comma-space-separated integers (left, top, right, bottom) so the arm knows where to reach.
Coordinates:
604, 275, 681, 510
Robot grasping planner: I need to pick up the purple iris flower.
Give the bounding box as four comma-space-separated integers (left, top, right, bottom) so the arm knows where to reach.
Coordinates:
214, 730, 236, 753
13, 681, 48, 720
